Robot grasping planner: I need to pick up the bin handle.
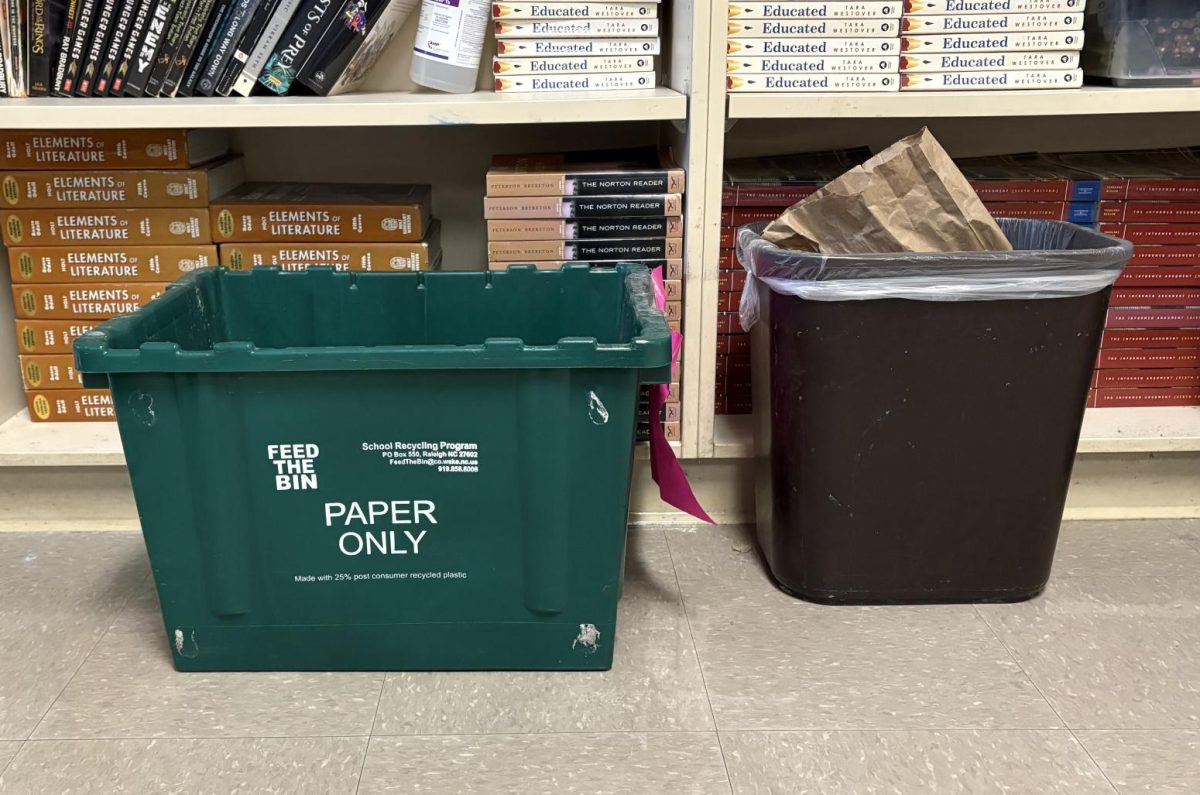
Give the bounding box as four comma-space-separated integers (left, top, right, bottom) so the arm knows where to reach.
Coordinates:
648, 267, 713, 524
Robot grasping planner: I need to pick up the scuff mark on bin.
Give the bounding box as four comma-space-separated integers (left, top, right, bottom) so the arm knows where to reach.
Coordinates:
573, 623, 601, 653
129, 391, 156, 427
173, 628, 199, 658
588, 392, 609, 425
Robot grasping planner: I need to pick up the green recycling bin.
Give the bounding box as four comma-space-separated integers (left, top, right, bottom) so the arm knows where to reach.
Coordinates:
76, 264, 671, 672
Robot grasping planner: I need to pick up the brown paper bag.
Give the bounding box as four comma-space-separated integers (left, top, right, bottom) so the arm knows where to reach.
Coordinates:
762, 128, 1013, 254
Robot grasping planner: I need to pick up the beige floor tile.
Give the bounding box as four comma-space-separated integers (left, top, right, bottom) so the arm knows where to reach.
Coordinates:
0, 741, 20, 772
720, 730, 1115, 795
1053, 520, 1200, 579
0, 737, 366, 794
0, 533, 147, 739
618, 529, 688, 629
32, 626, 383, 739
978, 577, 1200, 729
1077, 730, 1200, 794
667, 527, 1061, 731
359, 732, 730, 794
373, 625, 714, 735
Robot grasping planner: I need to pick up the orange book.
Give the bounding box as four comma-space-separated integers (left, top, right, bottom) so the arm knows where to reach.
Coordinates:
12, 283, 169, 319
9, 245, 216, 283
20, 354, 85, 389
14, 319, 102, 353
2, 208, 211, 246
26, 389, 115, 422
0, 156, 244, 208
0, 130, 229, 170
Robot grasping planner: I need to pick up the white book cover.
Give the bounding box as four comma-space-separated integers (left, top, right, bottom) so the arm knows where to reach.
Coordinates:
494, 71, 655, 91
495, 19, 659, 37
900, 13, 1084, 34
494, 54, 654, 74
904, 0, 1084, 14
729, 37, 898, 55
728, 55, 900, 73
728, 2, 902, 19
727, 73, 899, 91
900, 30, 1083, 51
496, 38, 660, 55
900, 49, 1078, 70
492, 3, 659, 19
900, 66, 1082, 89
729, 18, 900, 37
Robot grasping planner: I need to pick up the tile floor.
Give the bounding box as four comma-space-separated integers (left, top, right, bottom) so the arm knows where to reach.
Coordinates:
0, 520, 1198, 793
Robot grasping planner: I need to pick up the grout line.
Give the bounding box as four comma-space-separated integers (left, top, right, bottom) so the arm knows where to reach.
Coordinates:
0, 742, 23, 780
662, 528, 734, 793
971, 605, 1122, 795
355, 674, 388, 795
24, 570, 149, 743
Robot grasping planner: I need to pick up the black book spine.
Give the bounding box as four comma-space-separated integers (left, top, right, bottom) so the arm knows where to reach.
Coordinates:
50, 0, 79, 93
59, 0, 97, 94
569, 196, 677, 218
569, 239, 675, 260
95, 0, 139, 93
76, 0, 120, 94
176, 0, 227, 95
28, 0, 68, 95
296, 0, 374, 94
4, 0, 26, 95
160, 0, 214, 95
573, 172, 675, 196
194, 0, 258, 96
0, 30, 7, 96
211, 0, 274, 95
143, 0, 195, 94
257, 0, 334, 95
122, 0, 177, 95
111, 0, 155, 92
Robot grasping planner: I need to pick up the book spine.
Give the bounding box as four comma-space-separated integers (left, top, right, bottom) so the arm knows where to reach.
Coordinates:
196, 0, 257, 94
495, 71, 654, 91
1110, 288, 1200, 307
299, 0, 423, 95
123, 0, 179, 95
720, 207, 781, 225
900, 12, 1083, 34
1116, 268, 1200, 288
177, 0, 229, 94
1106, 308, 1200, 329
60, 0, 98, 94
727, 36, 897, 56
12, 282, 170, 319
1128, 246, 1200, 267
983, 201, 1066, 221
211, 203, 430, 242
143, 0, 198, 94
218, 241, 437, 270
211, 0, 274, 95
487, 168, 684, 197
1091, 388, 1200, 408
487, 217, 683, 241
493, 54, 653, 75
1100, 224, 1200, 245
1102, 329, 1200, 349
9, 244, 217, 282
484, 194, 682, 220
904, 0, 1085, 13
488, 237, 682, 261
729, 18, 899, 37
968, 179, 1070, 201
20, 354, 85, 390
728, 55, 899, 73
26, 389, 115, 422
320, 0, 421, 95
158, 0, 212, 93
15, 318, 103, 353
494, 37, 659, 56
1101, 203, 1200, 224
257, 0, 335, 95
728, 2, 902, 19
51, 0, 80, 92
1105, 179, 1200, 203
727, 73, 898, 91
107, 0, 150, 91
230, 0, 296, 95
1097, 350, 1200, 370
77, 0, 122, 94
30, 0, 71, 95
0, 131, 193, 169
0, 26, 7, 96
900, 68, 1081, 90
2, 208, 211, 246
4, 0, 27, 95
488, 258, 682, 279
0, 167, 216, 208
495, 18, 659, 38
493, 2, 660, 19
899, 30, 1083, 52
900, 49, 1077, 71
94, 0, 139, 92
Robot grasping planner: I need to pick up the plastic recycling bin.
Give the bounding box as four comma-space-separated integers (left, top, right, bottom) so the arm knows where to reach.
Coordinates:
76, 264, 671, 671
738, 219, 1133, 604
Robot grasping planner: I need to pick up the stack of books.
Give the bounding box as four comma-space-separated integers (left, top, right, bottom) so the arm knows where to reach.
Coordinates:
484, 147, 683, 440
725, 1, 902, 93
899, 0, 1086, 91
210, 182, 440, 272
492, 1, 660, 93
0, 0, 419, 98
2, 129, 237, 421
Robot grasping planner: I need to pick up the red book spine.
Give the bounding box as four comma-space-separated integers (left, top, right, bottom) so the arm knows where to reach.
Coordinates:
1095, 368, 1200, 388
969, 179, 1070, 202
1092, 387, 1200, 407
1097, 349, 1200, 369
1100, 202, 1200, 223
1128, 246, 1200, 267
1103, 329, 1200, 348
983, 201, 1066, 220
730, 185, 818, 206
1101, 179, 1200, 202
1109, 288, 1200, 307
1100, 224, 1200, 244
1116, 267, 1200, 287
721, 207, 784, 225
1106, 308, 1200, 328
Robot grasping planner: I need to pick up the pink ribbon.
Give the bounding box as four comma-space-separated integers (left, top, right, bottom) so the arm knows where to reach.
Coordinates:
648, 267, 714, 524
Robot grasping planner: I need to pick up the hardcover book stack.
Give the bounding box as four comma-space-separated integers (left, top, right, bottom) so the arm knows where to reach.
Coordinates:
0, 0, 417, 98
2, 128, 235, 421
899, 0, 1086, 91
484, 147, 684, 441
725, 1, 902, 93
492, 1, 660, 93
717, 148, 869, 414
211, 182, 441, 273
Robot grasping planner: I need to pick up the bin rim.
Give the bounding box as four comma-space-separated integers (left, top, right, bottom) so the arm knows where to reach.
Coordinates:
74, 263, 673, 374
